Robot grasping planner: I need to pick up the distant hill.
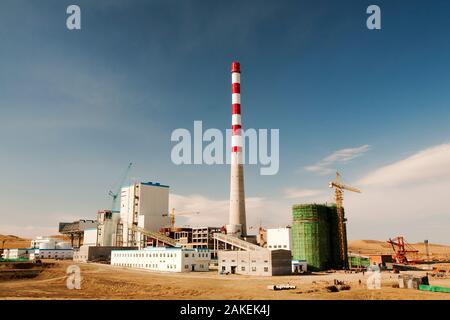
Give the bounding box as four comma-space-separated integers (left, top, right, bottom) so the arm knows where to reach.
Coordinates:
0, 234, 72, 250
348, 239, 450, 261
0, 234, 31, 249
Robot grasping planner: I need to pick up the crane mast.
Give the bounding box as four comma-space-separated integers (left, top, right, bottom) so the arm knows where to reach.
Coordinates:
163, 208, 200, 231
329, 172, 361, 269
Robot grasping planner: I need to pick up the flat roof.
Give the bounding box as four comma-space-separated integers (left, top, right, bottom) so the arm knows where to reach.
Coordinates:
34, 249, 73, 251
112, 247, 210, 253
141, 182, 169, 188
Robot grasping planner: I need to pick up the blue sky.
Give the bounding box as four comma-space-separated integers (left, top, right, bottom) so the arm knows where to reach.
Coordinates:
1, 0, 450, 243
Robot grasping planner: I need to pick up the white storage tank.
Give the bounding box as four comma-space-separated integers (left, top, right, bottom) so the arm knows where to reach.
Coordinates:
38, 239, 56, 249
55, 242, 72, 249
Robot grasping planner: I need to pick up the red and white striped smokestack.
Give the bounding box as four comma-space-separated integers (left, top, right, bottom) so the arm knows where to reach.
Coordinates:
226, 61, 247, 237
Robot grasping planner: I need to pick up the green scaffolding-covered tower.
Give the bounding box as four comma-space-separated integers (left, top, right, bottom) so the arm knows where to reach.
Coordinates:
291, 204, 347, 271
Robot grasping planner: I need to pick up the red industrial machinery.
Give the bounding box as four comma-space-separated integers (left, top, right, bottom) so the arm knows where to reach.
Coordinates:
387, 236, 420, 264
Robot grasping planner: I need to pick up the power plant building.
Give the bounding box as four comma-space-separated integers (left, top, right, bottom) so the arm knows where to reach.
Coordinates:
218, 249, 292, 276
117, 182, 170, 248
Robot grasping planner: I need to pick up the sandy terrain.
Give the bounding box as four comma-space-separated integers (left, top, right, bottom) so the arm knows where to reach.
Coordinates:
1, 260, 450, 300
1, 236, 450, 299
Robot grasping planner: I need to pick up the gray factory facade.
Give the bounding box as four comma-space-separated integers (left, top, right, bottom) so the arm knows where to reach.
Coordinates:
218, 249, 292, 276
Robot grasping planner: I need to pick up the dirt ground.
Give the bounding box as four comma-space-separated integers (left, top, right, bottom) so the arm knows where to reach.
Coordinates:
1, 260, 450, 300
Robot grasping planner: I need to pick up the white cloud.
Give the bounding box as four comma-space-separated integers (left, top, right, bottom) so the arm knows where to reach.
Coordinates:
283, 188, 326, 200
169, 193, 228, 227
169, 193, 291, 230
357, 144, 450, 187
304, 145, 371, 175
303, 165, 334, 176
345, 143, 450, 243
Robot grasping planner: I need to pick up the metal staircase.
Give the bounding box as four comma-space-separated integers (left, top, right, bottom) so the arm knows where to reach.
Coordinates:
129, 225, 178, 247
213, 233, 266, 251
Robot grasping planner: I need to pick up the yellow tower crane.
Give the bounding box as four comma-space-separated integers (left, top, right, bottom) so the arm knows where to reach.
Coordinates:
329, 172, 361, 269
163, 208, 200, 230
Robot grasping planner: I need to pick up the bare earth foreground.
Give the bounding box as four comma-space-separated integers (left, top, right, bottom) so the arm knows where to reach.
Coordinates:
1, 260, 450, 300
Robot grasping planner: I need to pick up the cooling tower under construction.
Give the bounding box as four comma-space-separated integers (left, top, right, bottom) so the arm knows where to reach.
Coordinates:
226, 61, 247, 238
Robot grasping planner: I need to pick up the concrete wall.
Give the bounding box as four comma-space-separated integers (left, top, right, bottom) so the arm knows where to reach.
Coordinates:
267, 227, 292, 251
31, 249, 73, 260
271, 250, 293, 275
89, 246, 136, 263
73, 245, 90, 262
83, 229, 98, 246
73, 246, 137, 263
139, 183, 170, 232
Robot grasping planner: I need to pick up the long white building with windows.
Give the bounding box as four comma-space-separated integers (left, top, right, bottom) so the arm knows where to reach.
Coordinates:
110, 247, 210, 273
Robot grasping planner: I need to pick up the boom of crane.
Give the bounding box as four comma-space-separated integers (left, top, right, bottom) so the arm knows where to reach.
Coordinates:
108, 162, 133, 213
329, 181, 362, 194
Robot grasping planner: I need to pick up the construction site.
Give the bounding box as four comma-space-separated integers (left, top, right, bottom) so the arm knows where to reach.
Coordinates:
1, 61, 450, 300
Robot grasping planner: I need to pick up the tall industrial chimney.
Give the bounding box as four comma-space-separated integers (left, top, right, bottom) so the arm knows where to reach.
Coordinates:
226, 61, 247, 237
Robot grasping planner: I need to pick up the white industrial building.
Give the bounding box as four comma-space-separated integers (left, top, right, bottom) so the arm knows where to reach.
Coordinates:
117, 182, 170, 248
111, 247, 210, 272
1, 248, 34, 260
266, 227, 292, 251
30, 249, 73, 260
73, 228, 99, 262
2, 248, 73, 260
218, 249, 292, 276
2, 237, 73, 261
31, 236, 72, 250
29, 236, 73, 260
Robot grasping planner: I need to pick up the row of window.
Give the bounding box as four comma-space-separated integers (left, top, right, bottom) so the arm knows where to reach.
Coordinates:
114, 263, 172, 269
35, 254, 71, 258
114, 263, 207, 270
117, 252, 178, 258
115, 252, 209, 258
240, 266, 269, 272
223, 260, 269, 264
268, 245, 288, 249
221, 266, 270, 273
